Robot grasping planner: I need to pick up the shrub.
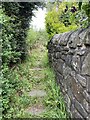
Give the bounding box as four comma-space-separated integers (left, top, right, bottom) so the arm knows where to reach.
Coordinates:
1, 9, 20, 65
0, 7, 21, 118
45, 2, 78, 39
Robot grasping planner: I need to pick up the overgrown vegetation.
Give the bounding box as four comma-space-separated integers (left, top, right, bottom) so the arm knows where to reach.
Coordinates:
81, 2, 90, 23
60, 2, 90, 28
1, 28, 68, 118
45, 1, 90, 39
1, 2, 43, 118
45, 2, 78, 39
2, 2, 42, 62
26, 29, 48, 49
4, 29, 68, 118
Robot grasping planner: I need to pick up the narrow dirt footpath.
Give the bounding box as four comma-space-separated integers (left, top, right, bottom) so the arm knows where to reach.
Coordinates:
25, 43, 48, 116
19, 41, 67, 118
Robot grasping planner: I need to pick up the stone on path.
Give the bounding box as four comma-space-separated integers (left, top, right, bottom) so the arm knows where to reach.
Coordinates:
26, 104, 45, 115
29, 68, 44, 71
29, 90, 46, 97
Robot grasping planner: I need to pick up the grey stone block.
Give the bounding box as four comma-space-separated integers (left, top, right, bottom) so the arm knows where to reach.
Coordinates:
82, 53, 90, 76
83, 90, 90, 103
74, 99, 88, 118
76, 74, 86, 87
72, 55, 81, 72
56, 59, 64, 74
83, 99, 90, 113
86, 77, 90, 93
85, 31, 90, 45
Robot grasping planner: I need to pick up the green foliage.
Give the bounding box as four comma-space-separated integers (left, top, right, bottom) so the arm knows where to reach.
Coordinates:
26, 28, 49, 49
2, 63, 32, 118
41, 67, 68, 118
45, 2, 78, 39
45, 1, 90, 39
1, 2, 43, 118
0, 7, 20, 118
1, 8, 20, 65
82, 2, 90, 23
60, 2, 90, 29
26, 29, 39, 49
1, 26, 69, 118
17, 29, 68, 118
60, 3, 78, 26
2, 2, 41, 61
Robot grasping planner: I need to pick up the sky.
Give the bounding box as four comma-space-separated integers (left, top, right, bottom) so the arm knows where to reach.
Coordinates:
30, 8, 47, 31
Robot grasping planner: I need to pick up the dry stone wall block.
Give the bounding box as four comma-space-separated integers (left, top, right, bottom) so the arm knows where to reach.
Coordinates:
82, 53, 90, 76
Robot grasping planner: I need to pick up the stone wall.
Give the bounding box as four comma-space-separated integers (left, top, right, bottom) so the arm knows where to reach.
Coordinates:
47, 27, 90, 119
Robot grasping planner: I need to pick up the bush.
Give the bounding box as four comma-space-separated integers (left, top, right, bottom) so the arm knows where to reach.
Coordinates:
0, 8, 21, 118
60, 2, 89, 29
82, 2, 90, 23
1, 10, 20, 65
45, 2, 78, 39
